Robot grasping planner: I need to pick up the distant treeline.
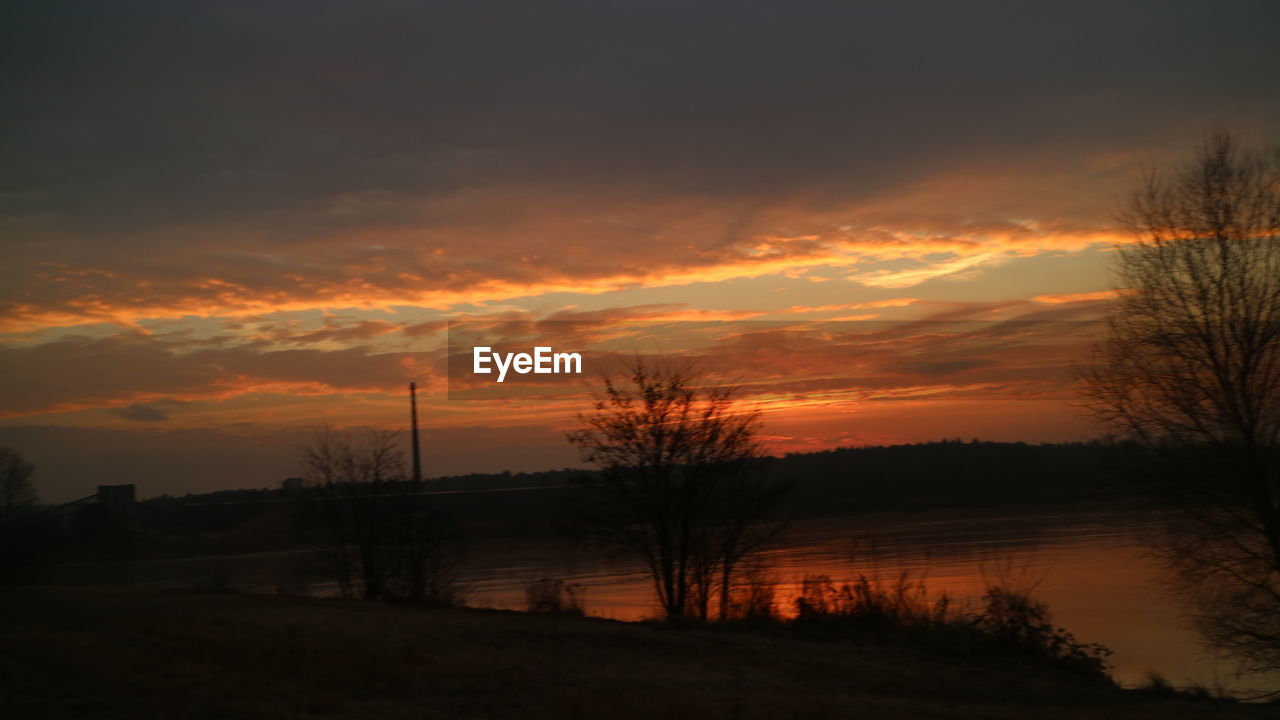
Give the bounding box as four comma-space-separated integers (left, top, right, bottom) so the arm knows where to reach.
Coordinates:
120, 441, 1139, 550
778, 439, 1138, 514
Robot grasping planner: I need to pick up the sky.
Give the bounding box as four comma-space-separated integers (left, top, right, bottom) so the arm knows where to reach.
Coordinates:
2, 1, 1278, 502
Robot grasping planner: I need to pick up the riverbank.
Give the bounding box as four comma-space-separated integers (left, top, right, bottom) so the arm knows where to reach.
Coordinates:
21, 503, 1213, 689
0, 587, 1268, 719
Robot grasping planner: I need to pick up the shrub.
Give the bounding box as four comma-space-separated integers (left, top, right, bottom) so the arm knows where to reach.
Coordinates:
724, 573, 779, 623
781, 571, 1111, 680
974, 584, 1112, 678
524, 578, 586, 616
792, 572, 953, 636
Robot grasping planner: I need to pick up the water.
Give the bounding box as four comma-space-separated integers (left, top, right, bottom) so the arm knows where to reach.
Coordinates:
459, 503, 1225, 690
43, 502, 1268, 693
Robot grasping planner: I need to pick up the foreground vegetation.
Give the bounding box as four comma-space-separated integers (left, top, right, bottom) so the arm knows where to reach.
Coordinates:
1, 587, 1271, 719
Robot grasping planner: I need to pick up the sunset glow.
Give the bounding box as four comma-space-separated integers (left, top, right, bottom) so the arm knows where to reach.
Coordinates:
2, 3, 1276, 502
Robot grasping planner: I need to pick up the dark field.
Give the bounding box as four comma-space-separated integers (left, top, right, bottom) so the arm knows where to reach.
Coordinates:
0, 588, 1269, 719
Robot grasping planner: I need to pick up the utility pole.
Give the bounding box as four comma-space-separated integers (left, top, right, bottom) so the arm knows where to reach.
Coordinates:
409, 382, 422, 484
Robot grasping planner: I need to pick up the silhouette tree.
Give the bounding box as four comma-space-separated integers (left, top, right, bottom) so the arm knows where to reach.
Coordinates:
1081, 130, 1280, 674
567, 361, 786, 621
299, 427, 461, 603
0, 447, 36, 514
0, 447, 38, 582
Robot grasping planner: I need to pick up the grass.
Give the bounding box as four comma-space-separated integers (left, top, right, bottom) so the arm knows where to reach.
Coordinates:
0, 586, 1272, 719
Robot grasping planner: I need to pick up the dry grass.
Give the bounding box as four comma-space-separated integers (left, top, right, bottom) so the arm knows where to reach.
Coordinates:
0, 587, 1270, 719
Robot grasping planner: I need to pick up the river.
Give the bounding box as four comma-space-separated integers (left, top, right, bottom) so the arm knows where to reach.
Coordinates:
44, 501, 1274, 694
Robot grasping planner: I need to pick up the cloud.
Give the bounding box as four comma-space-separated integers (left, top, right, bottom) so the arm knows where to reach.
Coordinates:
1, 2, 1275, 492
540, 304, 765, 324
2, 3, 1275, 331
107, 403, 172, 422
783, 298, 919, 314
851, 252, 1010, 289
0, 332, 441, 418
0, 208, 1129, 332
0, 297, 1101, 424
1032, 290, 1120, 304
262, 318, 405, 345
0, 300, 1105, 500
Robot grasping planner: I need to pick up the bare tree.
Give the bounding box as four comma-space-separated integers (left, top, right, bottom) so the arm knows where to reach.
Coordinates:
567, 361, 786, 621
0, 447, 38, 582
299, 427, 462, 603
1080, 130, 1280, 674
0, 447, 36, 514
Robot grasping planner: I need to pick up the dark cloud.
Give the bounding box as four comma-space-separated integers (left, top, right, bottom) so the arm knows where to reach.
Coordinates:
2, 2, 1276, 279
256, 318, 405, 345
0, 331, 442, 415
897, 359, 1000, 378
108, 402, 171, 422
7, 3, 1275, 222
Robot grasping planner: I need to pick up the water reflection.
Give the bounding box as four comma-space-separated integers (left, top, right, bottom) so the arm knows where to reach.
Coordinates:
42, 503, 1252, 691
459, 504, 1216, 689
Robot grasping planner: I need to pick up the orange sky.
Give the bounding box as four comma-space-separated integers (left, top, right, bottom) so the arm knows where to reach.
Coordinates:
0, 148, 1244, 502
0, 215, 1124, 502
2, 2, 1277, 501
